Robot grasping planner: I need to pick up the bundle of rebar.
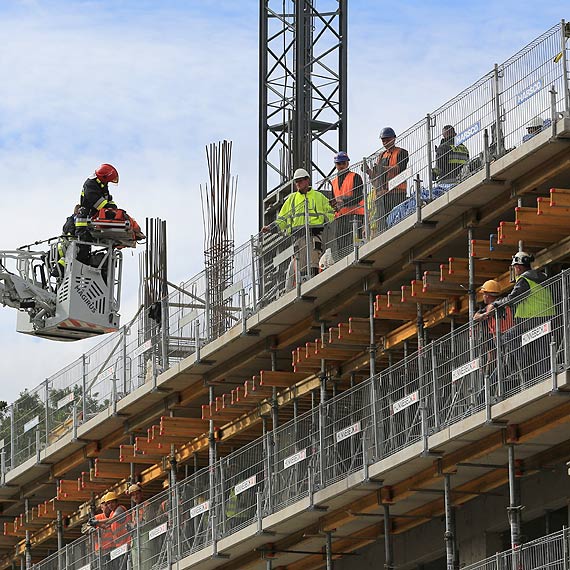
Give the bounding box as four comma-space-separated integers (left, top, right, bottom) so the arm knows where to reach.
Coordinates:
140, 218, 168, 334
201, 140, 237, 339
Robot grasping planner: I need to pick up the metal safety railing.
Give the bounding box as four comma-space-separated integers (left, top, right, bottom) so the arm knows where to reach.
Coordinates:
463, 527, 570, 570
1, 21, 568, 478
28, 269, 570, 569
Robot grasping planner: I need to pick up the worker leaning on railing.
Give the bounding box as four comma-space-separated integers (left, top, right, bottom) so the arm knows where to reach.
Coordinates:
491, 251, 556, 381
262, 168, 334, 280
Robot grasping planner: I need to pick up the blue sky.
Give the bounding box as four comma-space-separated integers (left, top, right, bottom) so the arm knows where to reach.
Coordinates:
0, 0, 566, 402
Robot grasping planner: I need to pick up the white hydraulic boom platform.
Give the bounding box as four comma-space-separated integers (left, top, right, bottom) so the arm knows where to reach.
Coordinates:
0, 211, 144, 341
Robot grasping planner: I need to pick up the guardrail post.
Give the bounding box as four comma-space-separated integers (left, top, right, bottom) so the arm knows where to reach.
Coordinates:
35, 429, 41, 464
295, 248, 302, 298
111, 376, 118, 415
241, 288, 248, 335
562, 270, 570, 369
430, 341, 440, 431
250, 235, 258, 311
160, 296, 170, 371
493, 63, 504, 158
265, 431, 273, 514
551, 86, 559, 137
561, 20, 570, 114
563, 526, 569, 570
10, 405, 15, 470
121, 326, 128, 394
426, 114, 434, 201
81, 353, 88, 423
72, 402, 78, 441
194, 318, 201, 363
551, 339, 559, 391
44, 379, 50, 448
352, 217, 360, 262
256, 490, 264, 535
304, 197, 312, 282
420, 401, 429, 455
484, 129, 491, 180
361, 158, 371, 241
0, 449, 5, 485
414, 174, 422, 225
495, 316, 504, 402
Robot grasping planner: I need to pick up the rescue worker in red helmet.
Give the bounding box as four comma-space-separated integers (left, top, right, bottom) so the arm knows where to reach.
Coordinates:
74, 164, 119, 264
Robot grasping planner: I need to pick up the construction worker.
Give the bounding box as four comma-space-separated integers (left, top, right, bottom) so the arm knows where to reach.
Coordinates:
474, 280, 514, 393
330, 151, 364, 259
474, 280, 514, 336
492, 252, 555, 382
433, 125, 469, 184
127, 483, 155, 570
87, 491, 127, 569
364, 127, 409, 233
75, 163, 119, 264
262, 168, 334, 283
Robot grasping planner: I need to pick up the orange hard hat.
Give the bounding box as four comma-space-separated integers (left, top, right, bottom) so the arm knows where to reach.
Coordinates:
480, 280, 501, 294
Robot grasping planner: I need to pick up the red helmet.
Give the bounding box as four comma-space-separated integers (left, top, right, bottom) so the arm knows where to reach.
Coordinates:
95, 163, 119, 184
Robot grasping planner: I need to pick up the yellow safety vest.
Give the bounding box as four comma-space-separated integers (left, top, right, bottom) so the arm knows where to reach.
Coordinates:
514, 276, 555, 318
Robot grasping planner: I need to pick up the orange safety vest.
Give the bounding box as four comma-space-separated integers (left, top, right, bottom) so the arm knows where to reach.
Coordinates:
94, 513, 114, 552
331, 172, 364, 217
488, 304, 514, 336
379, 147, 407, 193
111, 506, 131, 547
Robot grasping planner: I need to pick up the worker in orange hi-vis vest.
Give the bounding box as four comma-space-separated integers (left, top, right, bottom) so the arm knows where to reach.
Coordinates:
329, 151, 364, 260
365, 127, 409, 234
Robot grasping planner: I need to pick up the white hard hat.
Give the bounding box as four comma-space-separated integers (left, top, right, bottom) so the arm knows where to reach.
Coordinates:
528, 116, 543, 129
511, 251, 534, 267
293, 168, 310, 180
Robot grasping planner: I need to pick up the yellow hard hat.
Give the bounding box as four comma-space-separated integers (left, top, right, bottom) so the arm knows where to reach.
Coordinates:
101, 491, 118, 503
480, 280, 501, 294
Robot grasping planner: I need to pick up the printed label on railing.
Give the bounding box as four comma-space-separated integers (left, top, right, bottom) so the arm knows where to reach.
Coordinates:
148, 522, 168, 541
284, 448, 307, 469
516, 78, 543, 106
388, 167, 410, 191
190, 500, 210, 519
77, 564, 91, 570
521, 321, 551, 347
98, 367, 114, 381
23, 416, 39, 433
109, 543, 128, 560
392, 391, 419, 414
132, 339, 152, 359
56, 393, 74, 410
336, 422, 361, 443
451, 358, 480, 383
234, 475, 257, 496
455, 121, 481, 145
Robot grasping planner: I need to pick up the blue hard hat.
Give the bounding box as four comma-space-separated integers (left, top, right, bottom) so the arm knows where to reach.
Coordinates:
379, 127, 396, 138
334, 151, 350, 163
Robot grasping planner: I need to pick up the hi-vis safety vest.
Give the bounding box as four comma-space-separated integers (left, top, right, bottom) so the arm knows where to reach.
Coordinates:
276, 189, 335, 234
94, 513, 114, 552
331, 172, 364, 217
379, 147, 407, 193
514, 276, 555, 318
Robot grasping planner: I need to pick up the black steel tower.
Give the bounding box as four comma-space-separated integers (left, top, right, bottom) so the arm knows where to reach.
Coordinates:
259, 0, 348, 226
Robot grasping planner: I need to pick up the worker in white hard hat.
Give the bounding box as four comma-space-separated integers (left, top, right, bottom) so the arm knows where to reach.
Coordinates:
262, 167, 334, 282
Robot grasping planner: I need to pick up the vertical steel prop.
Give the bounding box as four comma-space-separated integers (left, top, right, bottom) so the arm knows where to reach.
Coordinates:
507, 444, 522, 550
444, 474, 456, 570
383, 503, 393, 569
325, 530, 334, 570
